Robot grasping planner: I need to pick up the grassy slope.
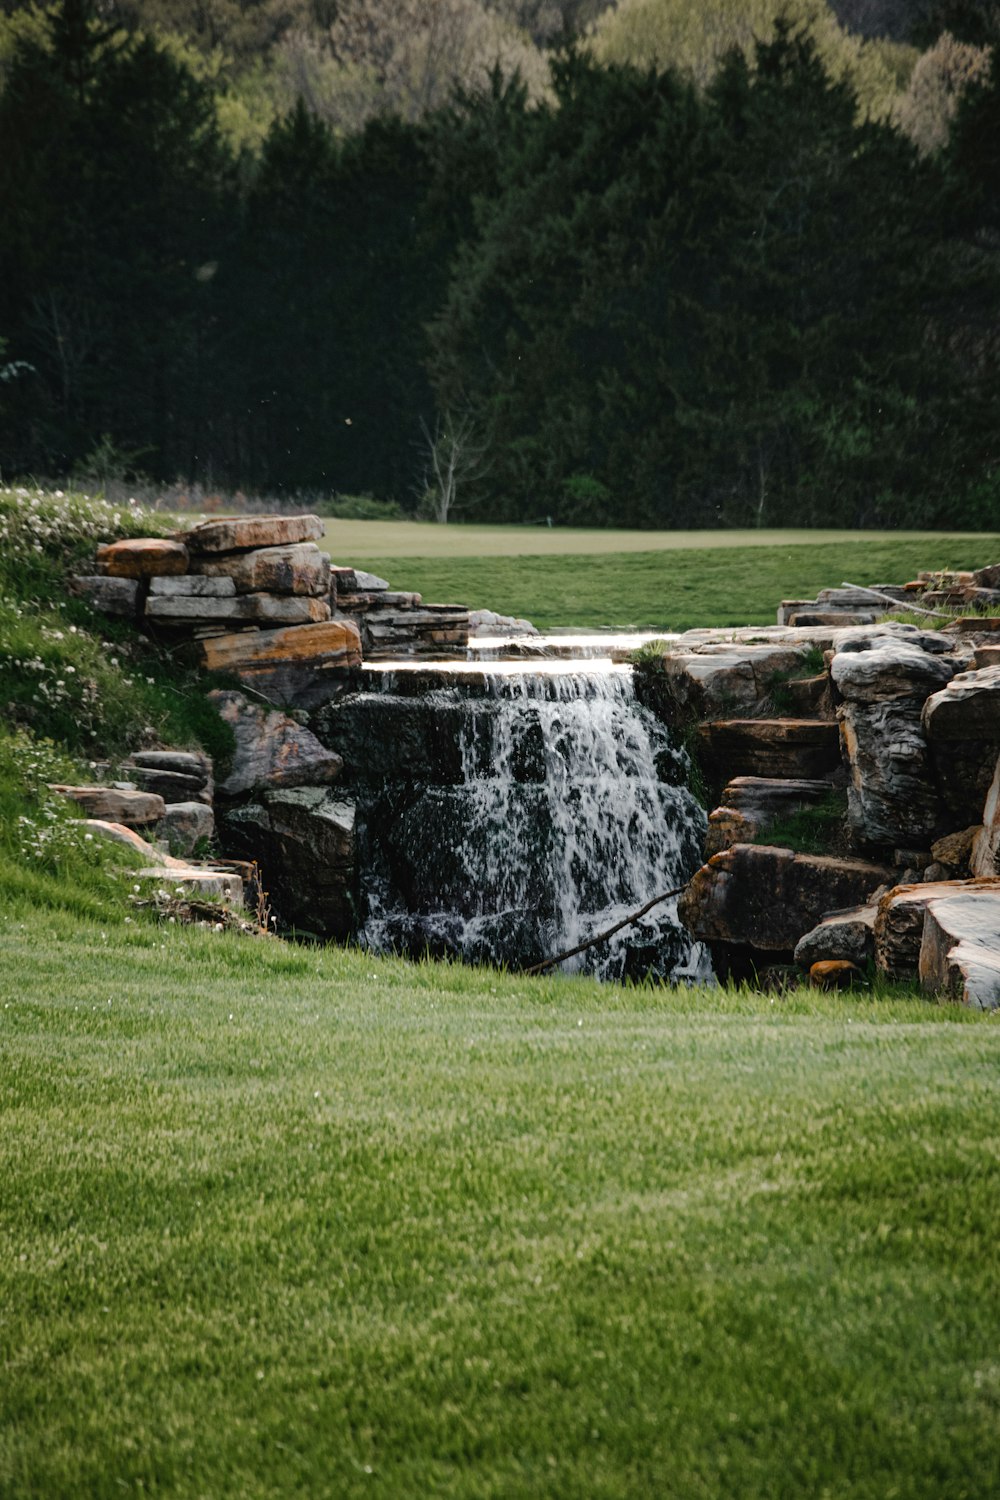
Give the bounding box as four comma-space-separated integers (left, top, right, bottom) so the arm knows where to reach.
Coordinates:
344, 535, 1000, 631
2, 908, 998, 1498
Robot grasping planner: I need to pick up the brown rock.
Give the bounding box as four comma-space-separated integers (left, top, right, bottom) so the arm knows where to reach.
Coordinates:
810, 959, 862, 989
974, 564, 1000, 589
191, 542, 331, 596
678, 843, 894, 952
49, 784, 165, 826
209, 689, 343, 797
875, 878, 1000, 977
96, 538, 189, 578
82, 818, 188, 867
919, 892, 1000, 1009
931, 825, 979, 872
200, 618, 362, 708
922, 664, 1000, 740
179, 514, 324, 554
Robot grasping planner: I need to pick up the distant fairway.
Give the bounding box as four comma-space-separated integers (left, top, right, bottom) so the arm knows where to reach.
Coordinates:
325, 526, 1000, 632
321, 520, 1000, 560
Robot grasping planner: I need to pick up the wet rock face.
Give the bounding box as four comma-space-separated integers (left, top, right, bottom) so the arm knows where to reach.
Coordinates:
218, 787, 355, 938
678, 843, 894, 952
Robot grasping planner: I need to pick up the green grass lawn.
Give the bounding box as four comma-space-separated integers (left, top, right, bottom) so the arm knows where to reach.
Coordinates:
338, 534, 1000, 631
2, 907, 998, 1498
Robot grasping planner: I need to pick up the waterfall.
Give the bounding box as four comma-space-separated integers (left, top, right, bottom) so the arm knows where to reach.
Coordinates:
354, 664, 710, 981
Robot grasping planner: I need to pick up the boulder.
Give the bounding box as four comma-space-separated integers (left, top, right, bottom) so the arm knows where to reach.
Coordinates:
200, 619, 362, 708
704, 776, 833, 857
178, 513, 324, 554
159, 801, 215, 857
874, 878, 1000, 977
831, 629, 971, 846
148, 575, 236, 597
95, 538, 189, 578
68, 575, 140, 617
794, 904, 878, 968
697, 720, 841, 789
209, 689, 344, 797
922, 666, 1000, 822
218, 787, 355, 937
49, 784, 165, 826
918, 891, 1000, 1009
678, 843, 894, 952
971, 752, 1000, 877
931, 825, 979, 873
191, 542, 331, 596
974, 564, 1000, 589
145, 593, 330, 626
653, 636, 833, 722
468, 608, 539, 638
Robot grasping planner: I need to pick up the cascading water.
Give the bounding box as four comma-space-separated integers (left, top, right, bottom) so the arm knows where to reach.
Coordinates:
348, 661, 710, 981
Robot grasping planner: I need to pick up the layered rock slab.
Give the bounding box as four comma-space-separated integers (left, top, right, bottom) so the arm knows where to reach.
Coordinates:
679, 843, 894, 952
705, 776, 834, 857
49, 784, 165, 826
179, 514, 324, 554
200, 619, 362, 708
96, 538, 189, 578
875, 878, 1000, 977
697, 720, 841, 787
923, 665, 1000, 823
191, 542, 330, 596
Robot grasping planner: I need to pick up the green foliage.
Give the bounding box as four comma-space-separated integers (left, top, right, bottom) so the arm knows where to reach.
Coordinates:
756, 790, 848, 853
317, 492, 409, 520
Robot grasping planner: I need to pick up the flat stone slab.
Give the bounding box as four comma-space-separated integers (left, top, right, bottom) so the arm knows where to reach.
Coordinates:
331, 567, 390, 593
191, 543, 331, 596
179, 514, 324, 554
83, 819, 187, 865
127, 750, 212, 783
875, 878, 1000, 977
136, 867, 244, 906
201, 619, 362, 708
697, 719, 841, 784
652, 637, 833, 721
678, 843, 894, 952
96, 538, 189, 578
148, 575, 237, 597
145, 593, 330, 626
50, 784, 165, 826
919, 891, 1000, 1009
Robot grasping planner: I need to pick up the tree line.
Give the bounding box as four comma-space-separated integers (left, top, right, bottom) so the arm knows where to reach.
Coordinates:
1, 0, 998, 527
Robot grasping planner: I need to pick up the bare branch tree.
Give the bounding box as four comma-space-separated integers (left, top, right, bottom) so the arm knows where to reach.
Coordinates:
417, 409, 492, 523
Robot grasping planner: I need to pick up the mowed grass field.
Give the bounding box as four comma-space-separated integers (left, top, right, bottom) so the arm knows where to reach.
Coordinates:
319, 524, 1000, 630
2, 907, 999, 1499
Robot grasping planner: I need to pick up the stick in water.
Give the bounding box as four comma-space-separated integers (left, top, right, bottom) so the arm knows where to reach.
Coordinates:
523, 883, 686, 976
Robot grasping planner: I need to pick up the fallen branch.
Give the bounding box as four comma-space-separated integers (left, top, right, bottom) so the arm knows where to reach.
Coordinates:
840, 582, 952, 620
523, 883, 686, 976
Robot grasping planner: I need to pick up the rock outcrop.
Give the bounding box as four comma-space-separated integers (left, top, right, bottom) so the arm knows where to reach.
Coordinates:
923, 665, 1000, 823
218, 787, 355, 937
210, 689, 343, 797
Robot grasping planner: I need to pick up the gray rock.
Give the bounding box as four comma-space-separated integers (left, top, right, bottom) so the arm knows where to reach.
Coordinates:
69, 574, 140, 617
794, 904, 878, 967
922, 664, 1000, 740
159, 801, 215, 856
148, 575, 236, 597
218, 787, 355, 937
145, 593, 330, 626
129, 750, 212, 783
209, 689, 343, 798
875, 878, 1000, 977
48, 784, 165, 826
971, 752, 1000, 877
191, 543, 331, 597
468, 608, 539, 638
331, 567, 390, 594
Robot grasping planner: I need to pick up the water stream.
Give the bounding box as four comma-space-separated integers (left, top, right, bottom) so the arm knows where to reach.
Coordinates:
344, 655, 709, 981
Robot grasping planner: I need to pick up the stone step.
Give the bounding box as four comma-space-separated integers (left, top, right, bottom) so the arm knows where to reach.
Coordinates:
705, 775, 836, 857
177, 513, 324, 554
136, 867, 244, 906
50, 784, 165, 826
697, 719, 841, 787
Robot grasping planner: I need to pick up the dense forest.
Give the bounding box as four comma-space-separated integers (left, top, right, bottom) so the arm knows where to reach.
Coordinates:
1, 0, 998, 527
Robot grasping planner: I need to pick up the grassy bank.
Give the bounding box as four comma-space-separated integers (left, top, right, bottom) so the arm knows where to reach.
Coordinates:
343, 535, 1000, 631
2, 906, 998, 1499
